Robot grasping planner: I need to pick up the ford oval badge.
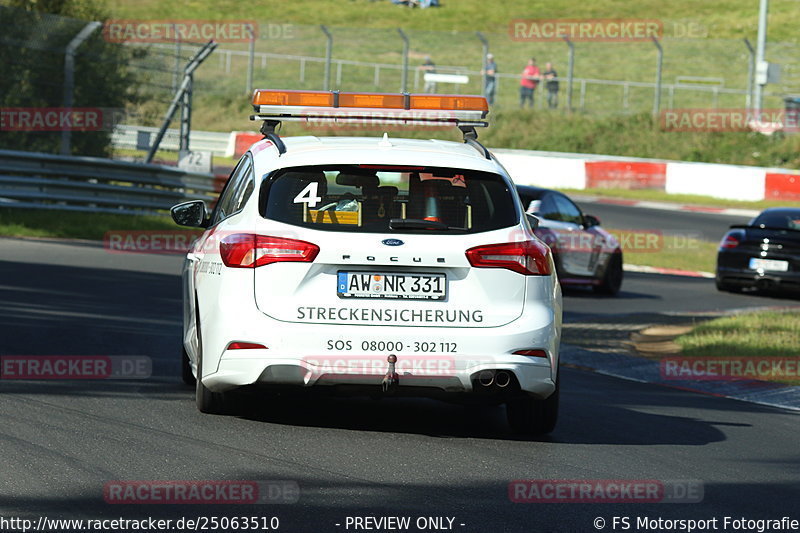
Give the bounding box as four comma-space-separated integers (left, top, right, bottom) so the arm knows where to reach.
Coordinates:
381, 238, 404, 246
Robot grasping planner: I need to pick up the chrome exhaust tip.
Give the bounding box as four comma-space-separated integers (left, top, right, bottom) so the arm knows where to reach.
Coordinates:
495, 370, 512, 388
478, 370, 495, 387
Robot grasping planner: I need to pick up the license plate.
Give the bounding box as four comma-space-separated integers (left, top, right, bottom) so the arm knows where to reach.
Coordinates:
748, 258, 789, 272
337, 272, 446, 300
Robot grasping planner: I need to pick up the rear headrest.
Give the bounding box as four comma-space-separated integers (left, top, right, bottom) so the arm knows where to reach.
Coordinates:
336, 173, 379, 189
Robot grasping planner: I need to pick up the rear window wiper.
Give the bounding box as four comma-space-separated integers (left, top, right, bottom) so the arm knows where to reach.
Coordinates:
389, 218, 464, 231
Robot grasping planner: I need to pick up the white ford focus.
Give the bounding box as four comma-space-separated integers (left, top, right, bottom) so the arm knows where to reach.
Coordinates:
171, 90, 562, 435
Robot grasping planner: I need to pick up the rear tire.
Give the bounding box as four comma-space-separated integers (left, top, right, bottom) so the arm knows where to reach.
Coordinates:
181, 346, 196, 386
506, 369, 559, 437
594, 253, 623, 296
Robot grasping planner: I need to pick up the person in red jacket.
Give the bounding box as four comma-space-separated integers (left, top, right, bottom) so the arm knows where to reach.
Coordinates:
519, 57, 540, 109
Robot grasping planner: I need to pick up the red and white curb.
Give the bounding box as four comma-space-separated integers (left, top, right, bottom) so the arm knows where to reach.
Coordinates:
572, 195, 760, 218
624, 264, 715, 279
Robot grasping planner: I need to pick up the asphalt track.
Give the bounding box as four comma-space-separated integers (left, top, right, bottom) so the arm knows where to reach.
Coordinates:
574, 201, 751, 243
1, 234, 798, 533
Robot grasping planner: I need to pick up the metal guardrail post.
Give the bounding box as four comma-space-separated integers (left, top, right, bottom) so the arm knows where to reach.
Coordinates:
652, 37, 663, 118
179, 74, 193, 152
562, 36, 574, 111
147, 41, 217, 163
754, 0, 769, 116
744, 38, 755, 111
398, 28, 409, 93
61, 21, 102, 156
172, 24, 181, 93
476, 32, 489, 98
321, 25, 333, 90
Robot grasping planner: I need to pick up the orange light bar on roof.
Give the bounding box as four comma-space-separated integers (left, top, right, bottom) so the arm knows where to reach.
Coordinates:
410, 94, 489, 112
252, 89, 489, 113
337, 92, 406, 109
252, 89, 333, 107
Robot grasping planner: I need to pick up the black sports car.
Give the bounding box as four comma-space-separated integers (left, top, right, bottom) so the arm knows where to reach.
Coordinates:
716, 207, 800, 293
516, 185, 624, 295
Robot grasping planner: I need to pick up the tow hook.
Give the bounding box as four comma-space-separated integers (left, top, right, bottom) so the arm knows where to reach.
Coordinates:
381, 354, 399, 394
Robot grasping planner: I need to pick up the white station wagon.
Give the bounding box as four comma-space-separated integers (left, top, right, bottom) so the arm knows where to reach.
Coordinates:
171, 90, 562, 435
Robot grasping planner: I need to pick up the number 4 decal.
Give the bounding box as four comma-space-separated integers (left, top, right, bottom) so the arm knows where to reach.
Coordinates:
293, 182, 322, 208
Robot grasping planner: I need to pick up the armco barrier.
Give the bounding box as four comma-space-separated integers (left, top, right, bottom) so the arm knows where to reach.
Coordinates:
492, 148, 800, 202
109, 126, 800, 203
0, 149, 218, 215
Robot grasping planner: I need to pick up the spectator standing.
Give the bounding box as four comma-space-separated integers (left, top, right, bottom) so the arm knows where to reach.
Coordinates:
519, 57, 540, 108
482, 53, 498, 105
419, 56, 437, 93
544, 62, 559, 109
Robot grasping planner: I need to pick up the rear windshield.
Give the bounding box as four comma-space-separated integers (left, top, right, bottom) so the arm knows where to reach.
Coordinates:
751, 210, 800, 230
260, 165, 519, 234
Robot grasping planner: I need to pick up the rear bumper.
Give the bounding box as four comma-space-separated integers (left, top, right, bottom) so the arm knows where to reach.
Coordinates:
202, 315, 560, 399
205, 355, 556, 399
716, 266, 800, 290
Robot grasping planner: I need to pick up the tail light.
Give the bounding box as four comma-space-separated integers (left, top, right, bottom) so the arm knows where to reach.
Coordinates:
219, 234, 319, 268
466, 240, 552, 275
513, 349, 548, 358
719, 233, 740, 250
227, 342, 267, 350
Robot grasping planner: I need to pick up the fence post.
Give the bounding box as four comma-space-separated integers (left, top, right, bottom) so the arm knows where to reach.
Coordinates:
651, 36, 663, 119
398, 28, 409, 93
562, 36, 574, 111
172, 24, 181, 93
147, 41, 217, 163
753, 0, 769, 116
743, 38, 755, 110
61, 21, 102, 155
246, 23, 255, 95
321, 25, 333, 90
180, 74, 192, 152
476, 32, 489, 97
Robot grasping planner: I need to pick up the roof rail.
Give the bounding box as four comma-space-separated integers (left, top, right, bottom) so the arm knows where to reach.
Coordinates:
258, 120, 287, 155
459, 125, 491, 160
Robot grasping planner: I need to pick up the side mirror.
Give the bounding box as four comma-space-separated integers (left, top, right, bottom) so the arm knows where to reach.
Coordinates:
171, 200, 210, 228
526, 213, 540, 230
583, 214, 601, 229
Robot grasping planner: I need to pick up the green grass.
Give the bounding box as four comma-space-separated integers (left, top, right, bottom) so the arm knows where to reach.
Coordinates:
0, 207, 177, 240
604, 229, 717, 272
483, 111, 800, 169
560, 187, 800, 210
675, 312, 800, 383
106, 0, 800, 41
98, 0, 800, 170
